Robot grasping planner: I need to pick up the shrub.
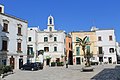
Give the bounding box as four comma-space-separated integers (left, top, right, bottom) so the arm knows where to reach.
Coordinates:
51, 62, 56, 67
57, 62, 64, 66
0, 65, 13, 76
113, 62, 116, 64
0, 65, 4, 76
104, 62, 108, 64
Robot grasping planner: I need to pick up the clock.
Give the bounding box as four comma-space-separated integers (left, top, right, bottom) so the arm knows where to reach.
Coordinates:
49, 33, 53, 38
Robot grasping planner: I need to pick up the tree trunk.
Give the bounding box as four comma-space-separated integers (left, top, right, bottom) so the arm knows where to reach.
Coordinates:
86, 57, 90, 67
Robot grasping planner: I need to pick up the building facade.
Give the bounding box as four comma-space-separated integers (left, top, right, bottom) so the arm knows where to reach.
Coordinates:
65, 34, 73, 65
27, 16, 66, 66
70, 31, 97, 65
116, 42, 120, 63
0, 5, 28, 69
27, 27, 39, 62
96, 29, 117, 64
70, 27, 117, 65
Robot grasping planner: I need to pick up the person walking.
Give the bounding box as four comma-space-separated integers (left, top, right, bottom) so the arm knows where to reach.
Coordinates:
66, 59, 68, 68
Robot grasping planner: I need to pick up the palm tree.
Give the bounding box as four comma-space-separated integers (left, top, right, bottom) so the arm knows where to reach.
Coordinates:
76, 36, 92, 67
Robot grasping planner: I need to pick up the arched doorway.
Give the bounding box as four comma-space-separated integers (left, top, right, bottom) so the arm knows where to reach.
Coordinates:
10, 56, 15, 69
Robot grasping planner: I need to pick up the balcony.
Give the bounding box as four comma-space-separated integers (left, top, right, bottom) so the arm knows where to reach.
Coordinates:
16, 50, 23, 53
97, 51, 104, 57
17, 33, 23, 36
0, 50, 9, 54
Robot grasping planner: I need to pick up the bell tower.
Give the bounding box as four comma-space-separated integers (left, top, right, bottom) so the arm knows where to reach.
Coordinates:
47, 15, 55, 31
0, 4, 4, 13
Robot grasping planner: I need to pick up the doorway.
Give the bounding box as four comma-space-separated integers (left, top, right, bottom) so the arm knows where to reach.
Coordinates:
69, 51, 73, 65
99, 57, 103, 62
46, 59, 50, 65
19, 58, 23, 69
108, 57, 112, 63
10, 56, 15, 69
76, 57, 81, 65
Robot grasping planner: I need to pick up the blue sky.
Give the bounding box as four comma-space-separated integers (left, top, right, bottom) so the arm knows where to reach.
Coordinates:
0, 0, 120, 42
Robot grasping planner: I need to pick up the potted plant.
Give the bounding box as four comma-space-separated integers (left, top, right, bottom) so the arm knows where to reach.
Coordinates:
51, 62, 56, 67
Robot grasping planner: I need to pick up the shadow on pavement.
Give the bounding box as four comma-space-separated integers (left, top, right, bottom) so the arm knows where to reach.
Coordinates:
91, 65, 120, 80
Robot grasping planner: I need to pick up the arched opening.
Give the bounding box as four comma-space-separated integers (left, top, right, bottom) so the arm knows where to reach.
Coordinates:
49, 27, 52, 31
49, 17, 52, 24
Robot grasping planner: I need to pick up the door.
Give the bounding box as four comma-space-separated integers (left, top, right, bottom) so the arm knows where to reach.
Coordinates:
19, 58, 23, 69
69, 51, 73, 65
10, 56, 15, 69
46, 59, 50, 65
76, 57, 81, 65
108, 57, 112, 63
99, 57, 103, 62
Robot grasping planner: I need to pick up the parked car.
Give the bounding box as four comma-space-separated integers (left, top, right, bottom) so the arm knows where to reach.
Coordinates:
35, 62, 43, 70
20, 63, 39, 71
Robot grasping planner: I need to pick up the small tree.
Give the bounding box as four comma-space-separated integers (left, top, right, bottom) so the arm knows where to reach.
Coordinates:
85, 49, 93, 67
76, 36, 92, 67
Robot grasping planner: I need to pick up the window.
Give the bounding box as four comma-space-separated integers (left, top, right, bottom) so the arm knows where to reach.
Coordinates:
0, 7, 2, 13
109, 35, 113, 41
98, 47, 103, 54
17, 42, 21, 51
2, 40, 7, 51
28, 37, 32, 41
18, 27, 22, 35
54, 47, 57, 51
69, 43, 71, 48
98, 36, 102, 41
86, 46, 90, 52
76, 47, 80, 56
76, 37, 79, 41
27, 47, 34, 55
86, 37, 89, 42
71, 43, 72, 49
49, 17, 52, 24
49, 27, 52, 31
54, 37, 57, 41
109, 48, 114, 53
3, 23, 8, 32
44, 37, 48, 42
44, 47, 49, 52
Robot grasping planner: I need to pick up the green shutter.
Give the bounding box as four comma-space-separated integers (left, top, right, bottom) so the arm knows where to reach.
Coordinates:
76, 47, 80, 56
76, 37, 79, 41
86, 46, 90, 52
86, 37, 89, 42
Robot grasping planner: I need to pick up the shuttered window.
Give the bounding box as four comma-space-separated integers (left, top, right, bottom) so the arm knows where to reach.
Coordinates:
76, 47, 80, 56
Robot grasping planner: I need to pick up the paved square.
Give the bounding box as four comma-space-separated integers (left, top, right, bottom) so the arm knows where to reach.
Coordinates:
3, 64, 118, 80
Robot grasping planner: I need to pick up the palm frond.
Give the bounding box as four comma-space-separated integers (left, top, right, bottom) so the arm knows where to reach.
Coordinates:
83, 36, 88, 42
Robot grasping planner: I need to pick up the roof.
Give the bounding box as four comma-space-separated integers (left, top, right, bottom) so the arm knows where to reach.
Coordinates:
71, 30, 95, 33
0, 13, 28, 23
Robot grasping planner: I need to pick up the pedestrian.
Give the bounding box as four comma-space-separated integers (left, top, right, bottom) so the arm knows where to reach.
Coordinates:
66, 59, 68, 68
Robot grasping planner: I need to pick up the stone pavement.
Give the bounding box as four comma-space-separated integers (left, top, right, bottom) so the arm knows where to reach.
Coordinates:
2, 64, 119, 80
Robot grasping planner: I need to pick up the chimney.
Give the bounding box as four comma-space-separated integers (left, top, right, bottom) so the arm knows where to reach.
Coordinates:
0, 4, 4, 13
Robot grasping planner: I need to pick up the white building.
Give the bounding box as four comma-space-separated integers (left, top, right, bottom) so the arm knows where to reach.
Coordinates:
0, 5, 28, 69
116, 42, 120, 63
27, 15, 66, 66
95, 29, 117, 64
27, 27, 39, 62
